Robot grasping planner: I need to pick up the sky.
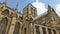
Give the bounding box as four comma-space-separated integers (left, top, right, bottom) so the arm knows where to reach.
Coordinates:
0, 0, 60, 17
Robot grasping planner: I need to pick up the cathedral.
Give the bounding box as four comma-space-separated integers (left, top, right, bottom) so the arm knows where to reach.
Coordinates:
0, 0, 60, 34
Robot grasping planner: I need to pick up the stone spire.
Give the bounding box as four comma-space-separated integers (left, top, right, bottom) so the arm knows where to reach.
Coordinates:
48, 5, 51, 9
15, 4, 18, 10
48, 5, 52, 13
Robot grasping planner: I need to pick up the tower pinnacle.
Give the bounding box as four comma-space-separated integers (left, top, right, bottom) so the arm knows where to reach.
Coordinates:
15, 4, 18, 10
3, 0, 8, 5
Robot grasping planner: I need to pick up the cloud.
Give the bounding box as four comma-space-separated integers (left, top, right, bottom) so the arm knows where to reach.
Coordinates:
56, 4, 60, 17
32, 0, 47, 16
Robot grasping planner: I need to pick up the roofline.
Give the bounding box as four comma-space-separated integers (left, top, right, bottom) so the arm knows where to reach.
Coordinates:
23, 3, 37, 10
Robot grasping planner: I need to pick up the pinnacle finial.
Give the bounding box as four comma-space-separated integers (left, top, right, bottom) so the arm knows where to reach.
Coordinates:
48, 5, 51, 8
3, 0, 8, 4
15, 3, 18, 11
48, 4, 52, 13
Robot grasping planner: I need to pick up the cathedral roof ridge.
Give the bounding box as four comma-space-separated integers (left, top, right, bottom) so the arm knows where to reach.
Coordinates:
33, 11, 47, 20
6, 6, 15, 11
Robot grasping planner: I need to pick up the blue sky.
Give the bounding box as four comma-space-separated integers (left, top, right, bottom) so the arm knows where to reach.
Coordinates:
0, 0, 60, 16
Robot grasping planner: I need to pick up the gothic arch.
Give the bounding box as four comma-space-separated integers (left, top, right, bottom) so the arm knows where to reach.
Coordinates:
1, 9, 9, 16
0, 17, 8, 34
13, 22, 20, 34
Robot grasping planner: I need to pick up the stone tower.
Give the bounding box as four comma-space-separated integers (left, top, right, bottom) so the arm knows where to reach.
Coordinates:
23, 4, 37, 20
22, 3, 37, 34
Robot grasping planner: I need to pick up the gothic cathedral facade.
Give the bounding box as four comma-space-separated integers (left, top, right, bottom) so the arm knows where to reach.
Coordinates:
0, 1, 60, 34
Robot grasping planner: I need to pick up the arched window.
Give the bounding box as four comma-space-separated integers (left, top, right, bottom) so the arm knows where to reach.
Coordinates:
13, 22, 20, 34
48, 28, 52, 34
53, 30, 56, 34
0, 17, 8, 34
27, 8, 28, 17
1, 9, 9, 16
35, 26, 40, 34
24, 28, 26, 34
42, 27, 46, 34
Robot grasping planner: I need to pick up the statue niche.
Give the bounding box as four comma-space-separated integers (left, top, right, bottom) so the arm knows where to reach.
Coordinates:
1, 9, 9, 16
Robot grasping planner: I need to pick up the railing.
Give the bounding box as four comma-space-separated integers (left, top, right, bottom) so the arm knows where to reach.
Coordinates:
34, 24, 59, 34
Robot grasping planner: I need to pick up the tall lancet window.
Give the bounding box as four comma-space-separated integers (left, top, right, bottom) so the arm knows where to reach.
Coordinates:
53, 30, 56, 34
42, 27, 46, 34
0, 17, 8, 34
13, 22, 20, 34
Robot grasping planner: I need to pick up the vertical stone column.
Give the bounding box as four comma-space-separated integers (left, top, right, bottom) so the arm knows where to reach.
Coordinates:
46, 28, 49, 34
28, 23, 31, 34
34, 24, 36, 34
39, 26, 43, 34
30, 23, 33, 34
51, 29, 54, 34
8, 17, 16, 34
56, 30, 59, 34
19, 24, 22, 34
0, 11, 1, 15
5, 20, 11, 34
